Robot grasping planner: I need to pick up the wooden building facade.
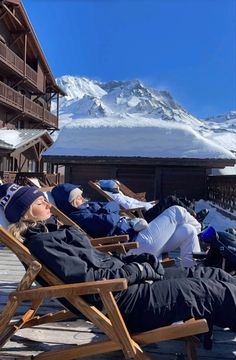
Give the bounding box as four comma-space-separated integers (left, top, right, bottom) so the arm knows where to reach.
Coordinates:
43, 156, 235, 201
0, 0, 65, 172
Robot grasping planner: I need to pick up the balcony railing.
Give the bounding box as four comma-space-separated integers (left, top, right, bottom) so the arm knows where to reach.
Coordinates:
0, 41, 37, 86
0, 81, 58, 128
0, 172, 62, 186
207, 175, 236, 213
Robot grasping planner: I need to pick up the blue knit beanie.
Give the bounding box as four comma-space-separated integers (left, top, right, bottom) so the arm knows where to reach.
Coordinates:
0, 183, 45, 223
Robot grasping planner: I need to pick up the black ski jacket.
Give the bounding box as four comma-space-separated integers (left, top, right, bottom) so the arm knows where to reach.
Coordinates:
23, 218, 236, 334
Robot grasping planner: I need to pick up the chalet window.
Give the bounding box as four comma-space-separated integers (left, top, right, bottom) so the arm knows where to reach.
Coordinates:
28, 160, 36, 172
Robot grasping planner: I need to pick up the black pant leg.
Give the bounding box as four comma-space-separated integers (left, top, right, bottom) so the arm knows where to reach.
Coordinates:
143, 195, 196, 223
117, 277, 236, 334
143, 201, 164, 223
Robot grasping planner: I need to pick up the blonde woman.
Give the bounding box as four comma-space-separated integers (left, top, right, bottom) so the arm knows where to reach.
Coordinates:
1, 182, 236, 342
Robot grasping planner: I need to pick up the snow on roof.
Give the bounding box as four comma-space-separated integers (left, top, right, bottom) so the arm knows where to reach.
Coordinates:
0, 129, 52, 149
44, 117, 235, 159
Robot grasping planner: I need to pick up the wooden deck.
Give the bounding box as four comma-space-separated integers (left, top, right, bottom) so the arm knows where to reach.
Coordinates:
0, 248, 235, 359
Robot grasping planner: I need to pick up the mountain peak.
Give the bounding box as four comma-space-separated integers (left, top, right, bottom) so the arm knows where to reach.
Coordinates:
55, 75, 201, 126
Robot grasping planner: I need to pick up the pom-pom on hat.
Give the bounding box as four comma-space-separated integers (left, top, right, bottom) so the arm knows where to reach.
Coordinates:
0, 183, 44, 223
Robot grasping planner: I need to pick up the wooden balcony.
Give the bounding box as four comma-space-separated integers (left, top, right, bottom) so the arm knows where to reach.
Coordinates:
0, 41, 37, 87
0, 81, 58, 129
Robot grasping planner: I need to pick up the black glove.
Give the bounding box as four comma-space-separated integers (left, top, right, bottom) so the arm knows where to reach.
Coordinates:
122, 253, 165, 277
139, 262, 164, 282
123, 262, 164, 285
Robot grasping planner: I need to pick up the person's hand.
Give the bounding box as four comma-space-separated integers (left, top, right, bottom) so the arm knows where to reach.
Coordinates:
135, 262, 164, 282
130, 218, 148, 232
124, 253, 162, 272
123, 259, 164, 285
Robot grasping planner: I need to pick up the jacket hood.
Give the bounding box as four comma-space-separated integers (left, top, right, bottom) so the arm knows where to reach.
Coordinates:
52, 183, 80, 215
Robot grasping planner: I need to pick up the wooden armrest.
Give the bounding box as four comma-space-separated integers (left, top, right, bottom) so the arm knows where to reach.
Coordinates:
121, 207, 146, 213
135, 192, 146, 201
10, 278, 128, 303
161, 258, 176, 267
120, 207, 145, 219
95, 241, 138, 253
136, 191, 146, 197
91, 234, 129, 246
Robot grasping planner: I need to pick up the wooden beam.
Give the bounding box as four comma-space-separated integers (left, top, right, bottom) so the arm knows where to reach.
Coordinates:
1, 2, 24, 28
0, 9, 7, 20
24, 31, 27, 76
5, 0, 21, 5
9, 32, 23, 47
5, 113, 22, 124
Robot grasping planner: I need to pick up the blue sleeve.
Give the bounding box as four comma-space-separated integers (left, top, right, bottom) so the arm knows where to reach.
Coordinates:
70, 205, 121, 238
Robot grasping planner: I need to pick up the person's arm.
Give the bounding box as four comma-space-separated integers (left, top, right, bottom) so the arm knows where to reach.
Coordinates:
96, 201, 120, 213
70, 203, 121, 237
25, 229, 160, 285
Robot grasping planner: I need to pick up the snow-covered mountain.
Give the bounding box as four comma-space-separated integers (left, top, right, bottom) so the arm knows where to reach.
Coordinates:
54, 75, 202, 127
51, 75, 236, 158
199, 111, 236, 154
205, 111, 236, 125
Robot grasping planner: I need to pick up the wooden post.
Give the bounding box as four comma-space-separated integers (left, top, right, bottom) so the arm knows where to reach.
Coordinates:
24, 32, 27, 77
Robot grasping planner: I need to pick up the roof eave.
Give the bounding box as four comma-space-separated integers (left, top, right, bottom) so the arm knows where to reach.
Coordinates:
42, 155, 236, 168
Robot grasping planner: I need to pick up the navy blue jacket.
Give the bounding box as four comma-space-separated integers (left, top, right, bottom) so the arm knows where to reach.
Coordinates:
52, 183, 136, 239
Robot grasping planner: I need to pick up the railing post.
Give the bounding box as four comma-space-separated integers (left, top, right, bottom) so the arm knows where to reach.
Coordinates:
22, 94, 25, 113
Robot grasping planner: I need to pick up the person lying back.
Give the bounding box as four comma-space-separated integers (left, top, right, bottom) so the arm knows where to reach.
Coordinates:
52, 183, 201, 267
1, 182, 235, 342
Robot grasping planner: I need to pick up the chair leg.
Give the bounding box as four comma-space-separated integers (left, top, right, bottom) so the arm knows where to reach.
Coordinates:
185, 336, 199, 360
0, 261, 42, 348
100, 291, 151, 359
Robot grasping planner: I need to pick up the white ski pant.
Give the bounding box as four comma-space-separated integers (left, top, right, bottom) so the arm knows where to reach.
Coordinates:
133, 205, 201, 267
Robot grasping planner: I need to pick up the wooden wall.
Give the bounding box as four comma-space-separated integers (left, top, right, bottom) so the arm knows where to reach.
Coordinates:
64, 163, 207, 201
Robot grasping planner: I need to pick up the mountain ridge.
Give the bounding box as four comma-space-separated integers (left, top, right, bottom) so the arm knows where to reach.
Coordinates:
52, 75, 235, 154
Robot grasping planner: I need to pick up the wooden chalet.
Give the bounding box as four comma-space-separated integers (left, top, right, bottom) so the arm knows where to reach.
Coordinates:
0, 0, 65, 172
43, 155, 235, 201
0, 128, 53, 172
43, 125, 236, 201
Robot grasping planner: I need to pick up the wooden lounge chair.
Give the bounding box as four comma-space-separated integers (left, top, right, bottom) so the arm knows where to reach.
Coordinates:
0, 226, 208, 359
110, 180, 156, 203
89, 180, 159, 218
88, 180, 145, 219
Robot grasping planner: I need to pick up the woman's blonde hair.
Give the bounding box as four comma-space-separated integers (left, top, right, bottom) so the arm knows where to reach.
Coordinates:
8, 205, 43, 241
70, 196, 88, 208
70, 198, 78, 208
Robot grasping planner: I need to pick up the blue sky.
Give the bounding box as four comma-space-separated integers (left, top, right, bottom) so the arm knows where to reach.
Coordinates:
22, 0, 236, 118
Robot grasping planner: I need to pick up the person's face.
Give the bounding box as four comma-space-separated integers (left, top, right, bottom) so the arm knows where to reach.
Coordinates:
29, 196, 52, 221
75, 194, 86, 207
